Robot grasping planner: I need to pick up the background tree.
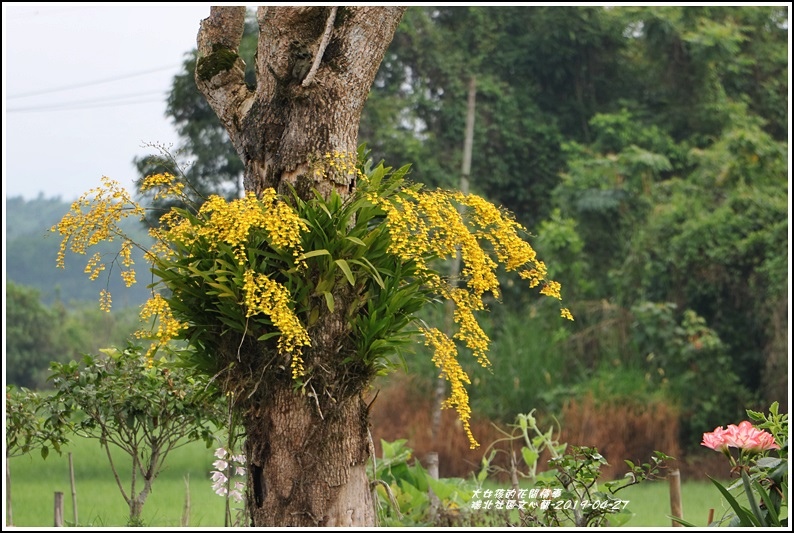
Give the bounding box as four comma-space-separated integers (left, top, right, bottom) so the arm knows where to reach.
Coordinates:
140, 5, 787, 236
5, 278, 144, 389
388, 6, 786, 444
6, 282, 67, 388
7, 195, 153, 307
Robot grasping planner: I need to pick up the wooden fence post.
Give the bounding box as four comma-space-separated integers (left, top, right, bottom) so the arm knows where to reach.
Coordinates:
54, 492, 64, 527
426, 452, 439, 481
669, 469, 683, 527
6, 453, 12, 527
181, 473, 191, 527
69, 452, 78, 525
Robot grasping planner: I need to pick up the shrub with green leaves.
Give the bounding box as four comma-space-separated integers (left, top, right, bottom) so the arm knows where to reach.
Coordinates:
47, 344, 222, 525
372, 439, 478, 526
630, 302, 749, 447
477, 411, 673, 527
6, 385, 72, 527
6, 385, 69, 460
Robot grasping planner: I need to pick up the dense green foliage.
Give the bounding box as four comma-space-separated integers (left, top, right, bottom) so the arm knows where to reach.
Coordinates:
5, 280, 142, 388
6, 385, 69, 460
6, 283, 66, 388
156, 159, 428, 388
356, 6, 788, 448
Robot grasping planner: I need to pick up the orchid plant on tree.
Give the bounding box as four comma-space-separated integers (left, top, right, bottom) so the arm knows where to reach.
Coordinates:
693, 402, 787, 527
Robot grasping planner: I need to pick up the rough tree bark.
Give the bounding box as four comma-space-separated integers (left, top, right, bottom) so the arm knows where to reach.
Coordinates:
194, 6, 406, 527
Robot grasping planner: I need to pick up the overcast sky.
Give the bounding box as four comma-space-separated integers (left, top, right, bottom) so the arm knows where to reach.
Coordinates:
3, 3, 216, 202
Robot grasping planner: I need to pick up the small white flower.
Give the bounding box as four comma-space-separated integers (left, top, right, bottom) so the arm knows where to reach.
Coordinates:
229, 489, 244, 503
215, 486, 228, 497
232, 454, 246, 464
234, 481, 245, 492
213, 459, 229, 471
211, 471, 228, 484
235, 466, 247, 476
214, 447, 228, 459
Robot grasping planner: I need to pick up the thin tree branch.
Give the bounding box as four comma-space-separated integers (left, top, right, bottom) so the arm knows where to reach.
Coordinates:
137, 445, 160, 507
130, 434, 141, 507
302, 6, 338, 87
102, 433, 131, 505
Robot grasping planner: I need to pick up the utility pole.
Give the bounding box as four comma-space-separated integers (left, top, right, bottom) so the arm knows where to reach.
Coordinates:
432, 75, 477, 443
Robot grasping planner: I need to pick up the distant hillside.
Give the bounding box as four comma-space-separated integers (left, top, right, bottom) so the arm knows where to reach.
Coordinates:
6, 195, 154, 308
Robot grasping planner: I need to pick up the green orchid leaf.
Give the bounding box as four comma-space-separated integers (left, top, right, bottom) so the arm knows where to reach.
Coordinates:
709, 476, 759, 527
296, 249, 331, 261
323, 291, 335, 313
741, 469, 768, 527
335, 259, 355, 286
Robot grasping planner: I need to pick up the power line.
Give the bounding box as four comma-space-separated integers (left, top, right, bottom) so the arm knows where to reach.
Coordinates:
7, 65, 181, 100
6, 90, 167, 112
7, 98, 166, 113
3, 6, 95, 20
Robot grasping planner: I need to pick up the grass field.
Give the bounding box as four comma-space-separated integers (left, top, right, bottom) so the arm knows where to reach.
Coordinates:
6, 435, 748, 528
7, 436, 228, 527
617, 479, 727, 527
470, 473, 731, 527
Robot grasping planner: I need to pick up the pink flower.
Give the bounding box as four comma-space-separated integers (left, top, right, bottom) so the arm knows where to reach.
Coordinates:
701, 421, 780, 454
746, 431, 780, 453
701, 426, 731, 452
725, 421, 780, 453
724, 421, 757, 449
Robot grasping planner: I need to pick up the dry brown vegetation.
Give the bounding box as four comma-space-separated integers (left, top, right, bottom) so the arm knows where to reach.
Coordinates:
368, 376, 509, 478
558, 393, 680, 480
368, 378, 724, 483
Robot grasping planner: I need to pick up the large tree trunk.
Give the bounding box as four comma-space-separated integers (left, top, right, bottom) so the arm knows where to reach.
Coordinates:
194, 6, 406, 527
244, 384, 373, 526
